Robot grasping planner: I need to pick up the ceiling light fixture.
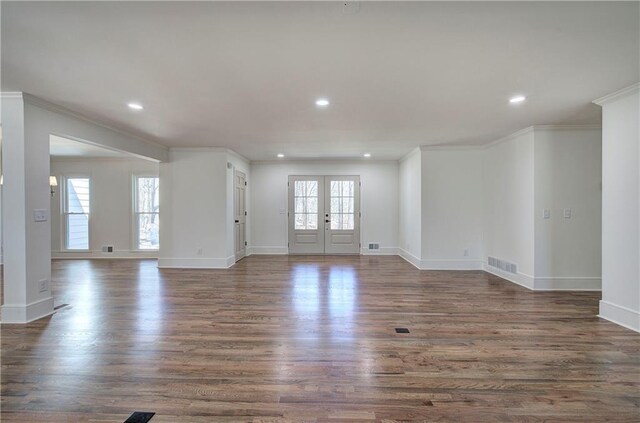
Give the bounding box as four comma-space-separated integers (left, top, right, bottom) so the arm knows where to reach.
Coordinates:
127, 102, 144, 110
277, 153, 285, 158
363, 153, 371, 158
315, 98, 330, 107
509, 95, 526, 104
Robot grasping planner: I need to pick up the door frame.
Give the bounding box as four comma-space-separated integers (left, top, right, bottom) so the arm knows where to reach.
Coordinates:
234, 169, 247, 261
287, 175, 361, 255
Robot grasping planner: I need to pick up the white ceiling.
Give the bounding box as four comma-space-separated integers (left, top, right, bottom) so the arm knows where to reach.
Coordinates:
50, 135, 134, 158
2, 2, 638, 160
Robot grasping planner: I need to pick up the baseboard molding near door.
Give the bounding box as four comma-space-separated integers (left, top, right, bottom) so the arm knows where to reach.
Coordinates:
599, 301, 640, 332
249, 246, 289, 255
52, 250, 158, 259
157, 257, 233, 269
361, 247, 399, 256
1, 296, 54, 324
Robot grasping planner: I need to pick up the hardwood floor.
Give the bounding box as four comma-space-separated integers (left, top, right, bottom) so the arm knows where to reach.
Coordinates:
1, 256, 639, 422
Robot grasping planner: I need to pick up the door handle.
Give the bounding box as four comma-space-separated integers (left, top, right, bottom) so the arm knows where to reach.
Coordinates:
235, 219, 239, 223
325, 219, 331, 223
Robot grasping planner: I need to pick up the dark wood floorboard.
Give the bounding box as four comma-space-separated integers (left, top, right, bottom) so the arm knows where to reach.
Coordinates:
1, 256, 639, 422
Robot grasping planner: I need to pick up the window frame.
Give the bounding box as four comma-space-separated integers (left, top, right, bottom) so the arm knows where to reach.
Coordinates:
62, 175, 92, 251
132, 174, 160, 251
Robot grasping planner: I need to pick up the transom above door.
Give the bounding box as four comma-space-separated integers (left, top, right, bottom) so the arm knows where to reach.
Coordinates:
288, 175, 361, 254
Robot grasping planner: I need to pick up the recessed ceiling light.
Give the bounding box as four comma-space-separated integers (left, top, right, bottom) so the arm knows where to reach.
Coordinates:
363, 153, 371, 158
509, 95, 526, 104
315, 98, 330, 107
128, 102, 144, 110
277, 153, 285, 158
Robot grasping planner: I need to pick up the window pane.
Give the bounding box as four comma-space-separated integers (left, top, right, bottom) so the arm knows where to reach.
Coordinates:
295, 213, 317, 230
138, 213, 159, 249
306, 197, 318, 213
295, 197, 306, 214
67, 214, 89, 249
341, 197, 354, 213
136, 177, 159, 213
343, 181, 354, 197
67, 178, 90, 213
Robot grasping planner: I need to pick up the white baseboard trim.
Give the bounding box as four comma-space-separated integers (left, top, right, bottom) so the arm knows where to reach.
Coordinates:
599, 300, 640, 332
361, 247, 399, 256
157, 257, 232, 269
398, 249, 421, 269
1, 296, 54, 324
534, 277, 601, 291
249, 246, 289, 255
421, 259, 483, 270
52, 250, 158, 259
226, 255, 236, 267
483, 265, 535, 290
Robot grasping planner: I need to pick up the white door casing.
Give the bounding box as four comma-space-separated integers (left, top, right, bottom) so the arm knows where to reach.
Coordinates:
234, 170, 247, 260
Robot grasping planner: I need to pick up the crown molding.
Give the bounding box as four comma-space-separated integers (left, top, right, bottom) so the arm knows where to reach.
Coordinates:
0, 92, 24, 99
532, 124, 602, 131
419, 144, 484, 151
593, 82, 640, 106
20, 92, 169, 152
483, 126, 535, 149
398, 147, 421, 163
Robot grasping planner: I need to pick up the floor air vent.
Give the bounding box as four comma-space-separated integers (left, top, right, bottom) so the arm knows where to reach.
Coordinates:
124, 412, 155, 423
395, 328, 410, 333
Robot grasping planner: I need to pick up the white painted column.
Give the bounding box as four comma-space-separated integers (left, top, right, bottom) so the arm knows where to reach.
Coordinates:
594, 84, 640, 332
1, 93, 54, 323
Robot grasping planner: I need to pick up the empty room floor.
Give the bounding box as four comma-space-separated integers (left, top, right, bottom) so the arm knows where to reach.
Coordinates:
1, 256, 639, 422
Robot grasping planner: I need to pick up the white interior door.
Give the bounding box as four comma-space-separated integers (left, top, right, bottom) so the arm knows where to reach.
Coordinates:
288, 176, 325, 254
234, 170, 247, 260
288, 175, 360, 254
324, 176, 360, 254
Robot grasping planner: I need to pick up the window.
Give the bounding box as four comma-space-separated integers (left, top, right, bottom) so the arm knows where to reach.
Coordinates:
294, 180, 318, 230
134, 176, 159, 250
330, 180, 355, 230
65, 177, 90, 250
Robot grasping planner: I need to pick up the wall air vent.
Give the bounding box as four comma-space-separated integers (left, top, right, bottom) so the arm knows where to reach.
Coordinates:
488, 256, 517, 274
368, 243, 380, 250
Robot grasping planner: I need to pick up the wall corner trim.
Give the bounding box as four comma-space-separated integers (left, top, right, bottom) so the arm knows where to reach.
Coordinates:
598, 300, 640, 333
593, 82, 640, 106
1, 297, 55, 324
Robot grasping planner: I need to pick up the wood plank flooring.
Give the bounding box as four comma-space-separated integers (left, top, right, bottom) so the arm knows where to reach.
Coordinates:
1, 256, 639, 422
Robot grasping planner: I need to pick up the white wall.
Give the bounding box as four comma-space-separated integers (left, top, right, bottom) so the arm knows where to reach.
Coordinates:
483, 129, 536, 287
421, 148, 484, 269
595, 85, 639, 331
533, 128, 602, 289
398, 149, 422, 265
251, 160, 399, 255
158, 149, 230, 268
50, 157, 159, 258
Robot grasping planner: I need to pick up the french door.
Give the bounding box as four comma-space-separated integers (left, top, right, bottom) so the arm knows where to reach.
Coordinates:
288, 175, 360, 254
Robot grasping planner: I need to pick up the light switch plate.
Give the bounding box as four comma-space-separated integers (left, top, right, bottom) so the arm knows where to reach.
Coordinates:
33, 209, 48, 222
543, 209, 551, 219
564, 208, 572, 219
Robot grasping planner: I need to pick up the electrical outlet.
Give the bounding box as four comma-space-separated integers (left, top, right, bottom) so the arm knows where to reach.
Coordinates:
196, 248, 203, 256
463, 248, 469, 257
39, 279, 48, 292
